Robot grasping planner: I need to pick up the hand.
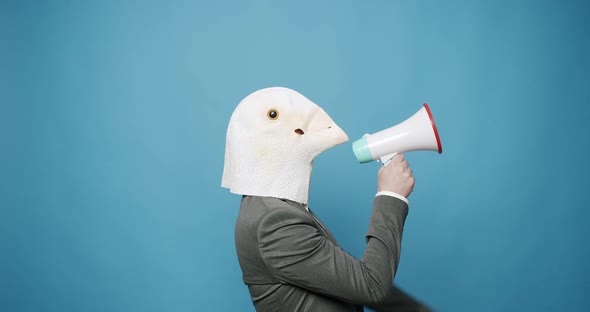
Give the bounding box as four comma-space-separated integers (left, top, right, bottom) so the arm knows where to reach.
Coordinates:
377, 153, 415, 198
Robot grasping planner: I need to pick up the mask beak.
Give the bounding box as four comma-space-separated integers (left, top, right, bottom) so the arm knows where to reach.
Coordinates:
324, 123, 349, 144
305, 109, 349, 146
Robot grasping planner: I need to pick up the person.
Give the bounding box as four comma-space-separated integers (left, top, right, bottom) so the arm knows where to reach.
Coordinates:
223, 87, 430, 311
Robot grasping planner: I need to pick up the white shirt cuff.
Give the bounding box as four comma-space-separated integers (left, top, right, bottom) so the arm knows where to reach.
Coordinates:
375, 191, 409, 205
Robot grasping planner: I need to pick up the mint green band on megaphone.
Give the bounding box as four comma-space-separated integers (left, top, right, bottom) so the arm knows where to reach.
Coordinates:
352, 137, 374, 163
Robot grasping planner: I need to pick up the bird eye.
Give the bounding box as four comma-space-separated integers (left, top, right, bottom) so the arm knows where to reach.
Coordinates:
267, 108, 279, 120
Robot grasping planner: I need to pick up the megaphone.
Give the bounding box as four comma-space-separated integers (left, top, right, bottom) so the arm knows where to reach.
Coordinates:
352, 103, 442, 165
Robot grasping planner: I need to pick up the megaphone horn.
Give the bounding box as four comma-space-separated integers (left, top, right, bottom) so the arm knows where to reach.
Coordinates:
352, 103, 442, 165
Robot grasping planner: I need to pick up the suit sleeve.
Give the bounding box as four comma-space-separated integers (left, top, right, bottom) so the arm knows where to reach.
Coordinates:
368, 286, 432, 311
257, 195, 408, 305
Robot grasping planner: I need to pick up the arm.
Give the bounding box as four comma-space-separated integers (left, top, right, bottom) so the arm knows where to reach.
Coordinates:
257, 195, 407, 305
368, 285, 432, 312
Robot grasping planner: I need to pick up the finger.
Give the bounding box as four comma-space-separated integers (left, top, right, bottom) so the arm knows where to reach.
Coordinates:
393, 153, 404, 162
401, 160, 409, 170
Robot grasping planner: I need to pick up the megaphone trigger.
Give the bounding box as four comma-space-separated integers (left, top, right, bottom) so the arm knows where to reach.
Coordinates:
380, 153, 398, 166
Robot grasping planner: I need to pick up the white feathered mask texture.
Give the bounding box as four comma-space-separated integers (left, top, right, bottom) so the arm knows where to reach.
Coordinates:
222, 87, 349, 204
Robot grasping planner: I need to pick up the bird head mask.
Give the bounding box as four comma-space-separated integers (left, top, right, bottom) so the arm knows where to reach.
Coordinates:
222, 87, 349, 204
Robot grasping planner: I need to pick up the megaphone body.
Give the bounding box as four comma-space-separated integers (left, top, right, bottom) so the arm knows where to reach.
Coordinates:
353, 104, 442, 165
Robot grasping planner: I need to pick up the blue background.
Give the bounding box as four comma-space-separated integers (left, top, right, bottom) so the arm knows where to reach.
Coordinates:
2, 1, 589, 311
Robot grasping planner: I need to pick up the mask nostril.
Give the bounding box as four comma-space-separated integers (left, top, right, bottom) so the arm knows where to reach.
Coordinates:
295, 129, 305, 135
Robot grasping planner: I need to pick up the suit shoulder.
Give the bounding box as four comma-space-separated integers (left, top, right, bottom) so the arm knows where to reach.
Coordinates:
241, 197, 310, 227
241, 196, 303, 214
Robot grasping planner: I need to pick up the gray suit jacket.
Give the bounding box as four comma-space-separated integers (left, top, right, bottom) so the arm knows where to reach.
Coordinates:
235, 195, 430, 311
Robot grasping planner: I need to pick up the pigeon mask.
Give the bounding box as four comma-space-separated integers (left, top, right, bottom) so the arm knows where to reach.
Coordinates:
222, 87, 349, 204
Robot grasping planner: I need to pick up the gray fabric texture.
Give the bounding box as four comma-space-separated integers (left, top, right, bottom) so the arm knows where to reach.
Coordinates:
235, 195, 430, 312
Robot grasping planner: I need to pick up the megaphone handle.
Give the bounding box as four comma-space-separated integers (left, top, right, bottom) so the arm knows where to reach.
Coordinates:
380, 153, 398, 166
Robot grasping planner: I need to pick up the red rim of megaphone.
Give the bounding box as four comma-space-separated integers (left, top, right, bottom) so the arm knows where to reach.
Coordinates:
423, 103, 443, 153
